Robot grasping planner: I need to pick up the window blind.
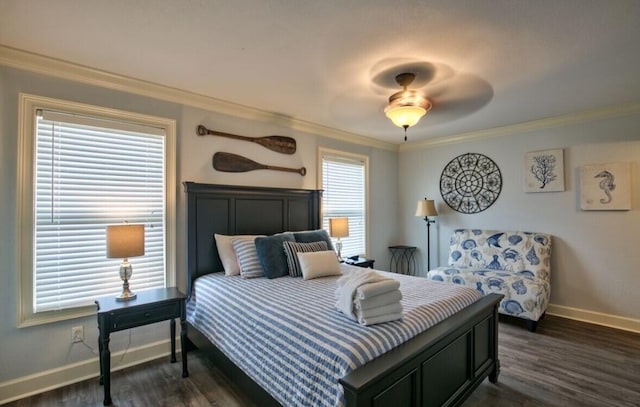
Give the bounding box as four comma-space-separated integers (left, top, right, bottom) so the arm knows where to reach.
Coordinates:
321, 154, 366, 258
34, 110, 166, 312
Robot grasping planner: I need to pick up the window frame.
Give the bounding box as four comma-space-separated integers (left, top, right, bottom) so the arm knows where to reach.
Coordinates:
317, 147, 370, 257
17, 93, 176, 327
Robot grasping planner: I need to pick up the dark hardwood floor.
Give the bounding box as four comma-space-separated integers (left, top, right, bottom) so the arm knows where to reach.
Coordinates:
6, 315, 640, 406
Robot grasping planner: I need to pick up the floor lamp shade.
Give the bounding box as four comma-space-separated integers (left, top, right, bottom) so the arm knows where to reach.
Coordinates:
106, 223, 145, 301
415, 199, 438, 217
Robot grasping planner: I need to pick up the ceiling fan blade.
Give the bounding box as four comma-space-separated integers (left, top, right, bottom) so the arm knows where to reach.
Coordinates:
421, 73, 494, 123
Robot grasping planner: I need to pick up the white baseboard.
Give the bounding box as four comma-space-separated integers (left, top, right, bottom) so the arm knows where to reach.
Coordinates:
0, 339, 178, 405
547, 304, 640, 333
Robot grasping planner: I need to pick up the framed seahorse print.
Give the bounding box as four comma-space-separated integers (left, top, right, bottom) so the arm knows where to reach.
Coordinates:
580, 162, 631, 210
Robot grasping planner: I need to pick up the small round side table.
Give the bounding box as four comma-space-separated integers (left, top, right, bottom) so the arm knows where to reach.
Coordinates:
388, 245, 417, 276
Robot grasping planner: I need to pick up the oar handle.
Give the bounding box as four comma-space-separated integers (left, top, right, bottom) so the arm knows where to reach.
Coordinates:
265, 165, 307, 176
197, 125, 250, 142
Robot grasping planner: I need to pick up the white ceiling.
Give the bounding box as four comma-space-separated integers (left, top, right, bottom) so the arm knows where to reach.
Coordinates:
1, 0, 639, 144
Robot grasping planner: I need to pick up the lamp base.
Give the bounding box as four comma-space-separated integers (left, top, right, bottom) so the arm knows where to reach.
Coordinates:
116, 262, 136, 301
116, 291, 137, 302
336, 239, 343, 261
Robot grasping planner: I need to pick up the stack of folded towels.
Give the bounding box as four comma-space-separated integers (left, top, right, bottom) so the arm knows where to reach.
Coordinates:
335, 269, 403, 326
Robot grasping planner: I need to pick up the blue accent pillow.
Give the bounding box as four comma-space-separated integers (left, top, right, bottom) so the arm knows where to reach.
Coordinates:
293, 229, 334, 250
255, 233, 295, 279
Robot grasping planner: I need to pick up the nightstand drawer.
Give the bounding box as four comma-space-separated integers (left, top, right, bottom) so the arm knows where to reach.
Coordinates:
110, 301, 180, 330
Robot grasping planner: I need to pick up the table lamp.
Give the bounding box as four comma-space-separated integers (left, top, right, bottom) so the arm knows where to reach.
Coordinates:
106, 223, 145, 301
329, 217, 349, 261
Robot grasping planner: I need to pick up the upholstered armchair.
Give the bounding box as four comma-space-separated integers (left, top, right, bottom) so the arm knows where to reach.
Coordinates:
427, 229, 551, 332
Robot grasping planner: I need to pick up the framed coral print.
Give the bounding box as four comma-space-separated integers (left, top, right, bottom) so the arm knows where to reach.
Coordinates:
580, 162, 631, 210
524, 149, 564, 192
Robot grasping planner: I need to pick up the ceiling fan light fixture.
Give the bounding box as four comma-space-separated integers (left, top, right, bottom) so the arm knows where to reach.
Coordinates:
385, 105, 427, 128
384, 73, 432, 137
385, 90, 432, 128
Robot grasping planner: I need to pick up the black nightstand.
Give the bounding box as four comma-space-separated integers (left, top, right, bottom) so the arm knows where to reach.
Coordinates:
345, 257, 375, 268
95, 287, 189, 406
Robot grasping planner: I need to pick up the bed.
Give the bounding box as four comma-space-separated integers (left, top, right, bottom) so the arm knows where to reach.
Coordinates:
183, 181, 502, 407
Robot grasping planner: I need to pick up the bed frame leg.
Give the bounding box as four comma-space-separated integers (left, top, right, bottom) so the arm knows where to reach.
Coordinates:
489, 359, 500, 383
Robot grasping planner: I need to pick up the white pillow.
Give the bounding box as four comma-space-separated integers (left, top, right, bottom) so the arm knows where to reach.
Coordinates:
297, 250, 342, 280
214, 234, 260, 276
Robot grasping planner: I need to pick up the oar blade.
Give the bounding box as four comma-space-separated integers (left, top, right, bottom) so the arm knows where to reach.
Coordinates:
255, 136, 296, 155
212, 152, 263, 172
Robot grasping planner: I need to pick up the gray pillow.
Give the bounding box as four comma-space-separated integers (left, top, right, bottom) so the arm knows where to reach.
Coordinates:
293, 229, 334, 251
255, 234, 295, 278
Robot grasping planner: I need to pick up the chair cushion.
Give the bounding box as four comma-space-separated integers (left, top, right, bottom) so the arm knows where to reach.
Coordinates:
427, 266, 550, 321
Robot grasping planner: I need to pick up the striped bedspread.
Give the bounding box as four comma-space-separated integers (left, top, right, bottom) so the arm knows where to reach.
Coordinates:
187, 265, 482, 407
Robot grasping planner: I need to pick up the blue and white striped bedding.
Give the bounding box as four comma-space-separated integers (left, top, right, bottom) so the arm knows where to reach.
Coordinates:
187, 265, 482, 407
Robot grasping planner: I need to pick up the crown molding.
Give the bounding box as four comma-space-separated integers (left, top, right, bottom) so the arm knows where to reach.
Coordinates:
399, 102, 640, 152
4, 45, 638, 154
0, 45, 397, 152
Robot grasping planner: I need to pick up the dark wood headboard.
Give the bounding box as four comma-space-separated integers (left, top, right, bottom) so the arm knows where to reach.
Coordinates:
183, 182, 322, 298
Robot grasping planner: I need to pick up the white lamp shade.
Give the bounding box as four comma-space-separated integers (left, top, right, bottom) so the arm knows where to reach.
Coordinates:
106, 224, 145, 259
329, 217, 349, 238
415, 199, 438, 217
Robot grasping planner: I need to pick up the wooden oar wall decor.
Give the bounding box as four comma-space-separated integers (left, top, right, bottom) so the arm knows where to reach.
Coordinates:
213, 152, 306, 176
197, 125, 296, 155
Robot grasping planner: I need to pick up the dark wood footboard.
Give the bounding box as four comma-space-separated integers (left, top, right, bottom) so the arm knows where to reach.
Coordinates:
187, 293, 501, 407
340, 293, 502, 407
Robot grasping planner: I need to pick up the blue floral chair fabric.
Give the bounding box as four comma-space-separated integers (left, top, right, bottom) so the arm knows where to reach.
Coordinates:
427, 229, 551, 331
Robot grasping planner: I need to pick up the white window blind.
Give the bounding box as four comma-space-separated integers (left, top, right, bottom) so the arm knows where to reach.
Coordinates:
33, 110, 166, 312
321, 153, 366, 258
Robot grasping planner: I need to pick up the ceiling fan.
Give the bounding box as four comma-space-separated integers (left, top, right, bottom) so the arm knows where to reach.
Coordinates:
329, 60, 494, 141
373, 61, 495, 141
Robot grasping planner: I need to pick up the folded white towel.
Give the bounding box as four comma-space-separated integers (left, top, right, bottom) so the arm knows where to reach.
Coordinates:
356, 302, 403, 319
354, 290, 402, 311
358, 312, 404, 326
355, 279, 400, 300
335, 269, 391, 319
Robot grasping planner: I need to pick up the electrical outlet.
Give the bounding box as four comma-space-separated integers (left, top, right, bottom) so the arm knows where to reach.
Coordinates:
71, 326, 84, 343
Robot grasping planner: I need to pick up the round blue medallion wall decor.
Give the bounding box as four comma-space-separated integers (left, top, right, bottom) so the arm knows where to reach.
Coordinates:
440, 153, 502, 214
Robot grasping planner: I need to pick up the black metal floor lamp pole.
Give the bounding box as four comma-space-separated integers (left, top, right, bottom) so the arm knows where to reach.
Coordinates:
416, 198, 438, 271
424, 216, 435, 271
415, 198, 438, 273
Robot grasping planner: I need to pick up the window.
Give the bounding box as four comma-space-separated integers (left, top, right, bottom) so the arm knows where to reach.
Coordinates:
318, 148, 369, 258
18, 94, 176, 326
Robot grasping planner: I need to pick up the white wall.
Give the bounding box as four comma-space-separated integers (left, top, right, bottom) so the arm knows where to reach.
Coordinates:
399, 112, 640, 322
0, 66, 398, 399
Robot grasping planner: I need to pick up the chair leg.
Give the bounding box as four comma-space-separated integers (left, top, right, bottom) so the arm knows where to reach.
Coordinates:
525, 319, 538, 332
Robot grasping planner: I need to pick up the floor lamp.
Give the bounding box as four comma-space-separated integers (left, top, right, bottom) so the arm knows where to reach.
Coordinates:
415, 198, 438, 271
